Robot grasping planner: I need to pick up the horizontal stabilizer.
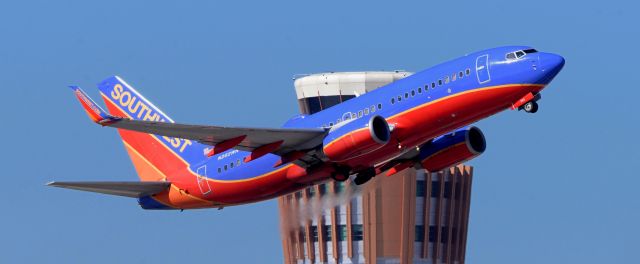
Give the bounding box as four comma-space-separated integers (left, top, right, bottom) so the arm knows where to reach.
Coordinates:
47, 181, 170, 198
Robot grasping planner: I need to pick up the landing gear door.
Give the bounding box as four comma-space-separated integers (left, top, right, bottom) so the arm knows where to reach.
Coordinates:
476, 54, 491, 84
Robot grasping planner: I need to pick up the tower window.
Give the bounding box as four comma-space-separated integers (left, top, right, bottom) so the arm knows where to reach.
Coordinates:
352, 224, 363, 241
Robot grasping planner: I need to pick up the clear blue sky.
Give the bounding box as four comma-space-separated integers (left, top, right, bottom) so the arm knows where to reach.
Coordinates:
1, 0, 637, 263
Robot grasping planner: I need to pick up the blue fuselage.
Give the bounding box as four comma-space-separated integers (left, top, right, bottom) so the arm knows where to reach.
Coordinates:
196, 46, 564, 182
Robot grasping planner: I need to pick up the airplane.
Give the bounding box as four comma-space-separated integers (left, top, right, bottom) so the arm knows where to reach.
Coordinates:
50, 46, 565, 210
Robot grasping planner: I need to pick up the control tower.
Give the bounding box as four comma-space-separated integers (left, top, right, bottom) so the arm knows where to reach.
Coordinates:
294, 71, 412, 114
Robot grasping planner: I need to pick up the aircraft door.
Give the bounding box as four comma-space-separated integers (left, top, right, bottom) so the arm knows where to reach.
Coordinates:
196, 165, 212, 196
475, 54, 491, 84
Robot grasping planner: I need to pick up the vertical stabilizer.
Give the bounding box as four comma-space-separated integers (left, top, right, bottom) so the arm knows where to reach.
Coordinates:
97, 76, 207, 181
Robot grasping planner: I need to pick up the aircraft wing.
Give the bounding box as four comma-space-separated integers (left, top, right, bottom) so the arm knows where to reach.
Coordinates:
69, 85, 327, 157
47, 181, 171, 198
106, 118, 327, 155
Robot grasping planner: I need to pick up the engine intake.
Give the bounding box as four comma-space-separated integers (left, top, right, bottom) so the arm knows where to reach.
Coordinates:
418, 127, 486, 172
323, 115, 391, 162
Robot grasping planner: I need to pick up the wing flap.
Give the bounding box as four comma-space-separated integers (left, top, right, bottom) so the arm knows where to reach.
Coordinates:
47, 181, 170, 198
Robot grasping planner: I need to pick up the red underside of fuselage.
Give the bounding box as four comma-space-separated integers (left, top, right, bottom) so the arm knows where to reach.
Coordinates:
336, 84, 544, 169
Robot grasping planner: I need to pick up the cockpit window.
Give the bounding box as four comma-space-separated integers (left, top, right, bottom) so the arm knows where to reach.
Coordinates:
506, 49, 536, 60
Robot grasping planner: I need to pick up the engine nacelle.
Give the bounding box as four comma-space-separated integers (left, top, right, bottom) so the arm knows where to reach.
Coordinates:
323, 115, 391, 162
418, 127, 486, 172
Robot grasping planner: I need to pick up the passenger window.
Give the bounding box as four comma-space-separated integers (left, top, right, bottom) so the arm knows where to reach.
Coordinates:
444, 76, 450, 84
397, 95, 402, 102
218, 168, 222, 173
465, 68, 471, 75
452, 73, 457, 81
431, 82, 436, 88
377, 103, 382, 110
411, 90, 416, 96
230, 162, 234, 168
351, 113, 357, 119
370, 105, 376, 112
224, 164, 228, 171
418, 87, 422, 93
391, 98, 395, 104
364, 108, 369, 115
404, 92, 409, 99
459, 71, 464, 78
438, 79, 442, 86
358, 111, 363, 117
237, 159, 241, 166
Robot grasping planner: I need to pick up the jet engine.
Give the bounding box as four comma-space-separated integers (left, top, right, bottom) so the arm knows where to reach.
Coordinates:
418, 127, 486, 172
323, 115, 391, 162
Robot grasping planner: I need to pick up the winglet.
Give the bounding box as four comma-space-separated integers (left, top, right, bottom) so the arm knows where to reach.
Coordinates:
69, 86, 120, 125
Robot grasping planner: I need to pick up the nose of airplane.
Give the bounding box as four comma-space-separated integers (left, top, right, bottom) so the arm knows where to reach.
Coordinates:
540, 52, 565, 83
